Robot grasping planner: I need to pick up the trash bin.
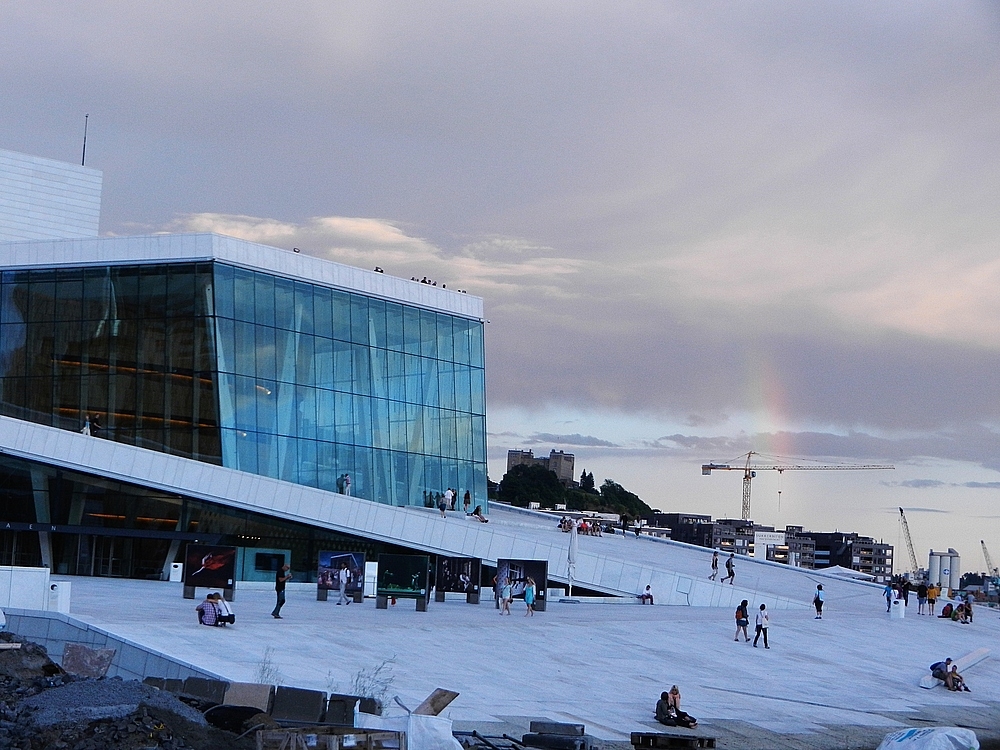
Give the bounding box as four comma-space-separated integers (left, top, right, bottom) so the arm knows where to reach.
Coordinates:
170, 563, 184, 582
890, 598, 905, 619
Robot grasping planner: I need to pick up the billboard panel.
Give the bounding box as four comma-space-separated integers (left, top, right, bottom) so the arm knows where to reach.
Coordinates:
436, 556, 480, 594
317, 551, 365, 595
377, 554, 430, 599
184, 544, 237, 589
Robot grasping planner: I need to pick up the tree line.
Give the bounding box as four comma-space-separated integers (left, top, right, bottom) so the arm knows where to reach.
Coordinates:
491, 464, 651, 517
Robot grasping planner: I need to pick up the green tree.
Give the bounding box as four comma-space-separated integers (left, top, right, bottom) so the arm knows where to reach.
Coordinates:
598, 479, 651, 517
579, 470, 596, 493
497, 464, 565, 508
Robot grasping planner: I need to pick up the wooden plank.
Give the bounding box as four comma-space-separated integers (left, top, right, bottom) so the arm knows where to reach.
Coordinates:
411, 687, 459, 716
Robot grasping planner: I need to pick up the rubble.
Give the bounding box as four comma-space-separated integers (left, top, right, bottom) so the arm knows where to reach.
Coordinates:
0, 631, 253, 750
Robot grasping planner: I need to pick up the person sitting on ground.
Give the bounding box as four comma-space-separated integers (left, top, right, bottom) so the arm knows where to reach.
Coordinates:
938, 602, 953, 619
196, 595, 219, 626
639, 585, 654, 605
951, 602, 965, 623
654, 685, 697, 728
472, 505, 489, 522
949, 664, 970, 692
210, 592, 235, 625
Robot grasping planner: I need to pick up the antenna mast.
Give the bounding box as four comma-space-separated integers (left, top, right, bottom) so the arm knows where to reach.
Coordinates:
81, 114, 89, 166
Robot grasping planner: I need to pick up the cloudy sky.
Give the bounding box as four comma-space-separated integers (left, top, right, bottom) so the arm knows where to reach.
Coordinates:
4, 2, 1000, 565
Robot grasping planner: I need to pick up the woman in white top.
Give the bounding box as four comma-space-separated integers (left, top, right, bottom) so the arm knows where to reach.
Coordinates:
753, 604, 769, 649
210, 592, 235, 625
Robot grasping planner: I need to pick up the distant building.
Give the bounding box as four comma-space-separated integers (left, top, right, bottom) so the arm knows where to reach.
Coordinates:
808, 531, 893, 583
506, 449, 576, 487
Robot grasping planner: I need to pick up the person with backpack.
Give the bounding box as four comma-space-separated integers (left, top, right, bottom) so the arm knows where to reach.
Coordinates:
723, 553, 736, 585
734, 599, 750, 642
813, 584, 824, 619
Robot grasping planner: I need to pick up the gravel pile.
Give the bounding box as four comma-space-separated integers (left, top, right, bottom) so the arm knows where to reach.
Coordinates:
0, 631, 254, 750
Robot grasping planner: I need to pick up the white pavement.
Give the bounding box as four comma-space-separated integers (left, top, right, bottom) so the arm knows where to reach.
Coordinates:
58, 576, 1000, 746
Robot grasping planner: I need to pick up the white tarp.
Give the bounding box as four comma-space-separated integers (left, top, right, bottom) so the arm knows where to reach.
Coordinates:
877, 727, 978, 750
356, 711, 463, 750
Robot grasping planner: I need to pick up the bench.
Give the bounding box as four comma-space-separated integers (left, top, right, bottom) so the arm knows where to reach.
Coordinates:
919, 647, 989, 689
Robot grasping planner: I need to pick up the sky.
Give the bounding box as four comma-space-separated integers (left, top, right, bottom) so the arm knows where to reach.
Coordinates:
3, 2, 1000, 568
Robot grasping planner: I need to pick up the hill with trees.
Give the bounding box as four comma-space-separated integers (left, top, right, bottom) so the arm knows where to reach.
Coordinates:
496, 464, 651, 517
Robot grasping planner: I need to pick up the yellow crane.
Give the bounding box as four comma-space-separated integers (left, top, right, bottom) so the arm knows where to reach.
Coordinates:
702, 451, 895, 520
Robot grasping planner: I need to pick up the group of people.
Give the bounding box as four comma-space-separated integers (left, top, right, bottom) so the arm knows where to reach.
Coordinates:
496, 575, 537, 616
883, 580, 977, 624
734, 599, 771, 648
929, 658, 971, 692
557, 516, 606, 535
709, 551, 737, 585
937, 598, 974, 624
433, 488, 474, 517
655, 686, 697, 729
195, 592, 236, 627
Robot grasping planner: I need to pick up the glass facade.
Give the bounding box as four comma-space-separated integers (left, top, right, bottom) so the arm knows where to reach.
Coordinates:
0, 452, 418, 580
0, 261, 487, 509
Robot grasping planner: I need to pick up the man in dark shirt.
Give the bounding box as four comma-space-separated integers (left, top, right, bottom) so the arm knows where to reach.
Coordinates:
272, 564, 292, 619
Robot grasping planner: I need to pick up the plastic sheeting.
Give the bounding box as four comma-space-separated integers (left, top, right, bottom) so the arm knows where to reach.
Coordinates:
357, 711, 463, 750
877, 727, 978, 750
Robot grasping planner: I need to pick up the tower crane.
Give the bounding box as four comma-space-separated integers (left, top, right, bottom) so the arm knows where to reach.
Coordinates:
702, 451, 894, 521
981, 540, 998, 579
898, 507, 919, 577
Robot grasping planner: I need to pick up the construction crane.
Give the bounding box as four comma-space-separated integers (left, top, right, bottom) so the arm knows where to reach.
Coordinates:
702, 451, 894, 521
982, 540, 998, 578
898, 507, 919, 577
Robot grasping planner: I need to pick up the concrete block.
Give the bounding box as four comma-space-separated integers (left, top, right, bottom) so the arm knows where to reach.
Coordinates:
530, 721, 585, 736
271, 685, 326, 723
224, 682, 275, 713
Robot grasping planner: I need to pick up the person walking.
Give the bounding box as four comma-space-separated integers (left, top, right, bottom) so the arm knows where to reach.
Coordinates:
723, 553, 736, 585
709, 551, 719, 581
337, 563, 351, 605
499, 577, 512, 615
438, 492, 448, 517
463, 490, 471, 514
883, 583, 894, 613
916, 581, 928, 615
734, 599, 750, 642
343, 473, 351, 496
524, 577, 536, 617
753, 604, 769, 648
813, 584, 824, 619
271, 564, 292, 619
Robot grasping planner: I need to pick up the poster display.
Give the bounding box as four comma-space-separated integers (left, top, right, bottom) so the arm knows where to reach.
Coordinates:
436, 556, 480, 594
183, 544, 237, 589
317, 551, 365, 596
496, 558, 548, 610
376, 554, 430, 599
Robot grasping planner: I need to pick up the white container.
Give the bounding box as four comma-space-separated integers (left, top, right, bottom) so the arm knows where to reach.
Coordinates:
48, 580, 71, 613
169, 563, 184, 582
890, 597, 905, 619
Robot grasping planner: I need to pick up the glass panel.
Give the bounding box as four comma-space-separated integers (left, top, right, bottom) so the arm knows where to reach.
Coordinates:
384, 303, 404, 351
254, 273, 275, 328
455, 363, 472, 413
437, 360, 455, 411
388, 399, 407, 453
314, 337, 333, 388
350, 294, 370, 346
419, 310, 437, 360
471, 367, 485, 415
273, 277, 295, 331
333, 339, 352, 392
372, 397, 390, 449
368, 299, 386, 350
453, 318, 471, 365
316, 440, 336, 491
402, 306, 421, 355
436, 313, 454, 362
470, 321, 484, 368
352, 345, 371, 396
404, 354, 423, 404
354, 395, 373, 447
421, 358, 439, 408
255, 326, 277, 380
331, 291, 351, 341
233, 268, 256, 322
386, 351, 405, 402
299, 439, 318, 488
473, 416, 486, 462
313, 286, 332, 337
213, 264, 235, 319
166, 265, 196, 318
293, 281, 314, 335
334, 391, 353, 444
422, 407, 441, 457
456, 414, 473, 460
295, 334, 315, 388
234, 321, 256, 377
316, 389, 335, 441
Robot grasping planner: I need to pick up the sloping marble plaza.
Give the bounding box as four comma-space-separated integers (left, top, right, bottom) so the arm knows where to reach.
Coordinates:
57, 528, 1000, 750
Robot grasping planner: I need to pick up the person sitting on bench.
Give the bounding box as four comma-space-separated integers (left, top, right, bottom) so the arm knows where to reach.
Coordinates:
929, 658, 969, 691
639, 585, 654, 604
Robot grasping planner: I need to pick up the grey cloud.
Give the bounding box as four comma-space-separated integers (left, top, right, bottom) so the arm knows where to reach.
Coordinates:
527, 433, 620, 448
897, 507, 951, 514
962, 482, 1000, 490
896, 480, 946, 489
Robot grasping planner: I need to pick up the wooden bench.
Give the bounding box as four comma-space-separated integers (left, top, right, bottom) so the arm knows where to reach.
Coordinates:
919, 647, 989, 689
